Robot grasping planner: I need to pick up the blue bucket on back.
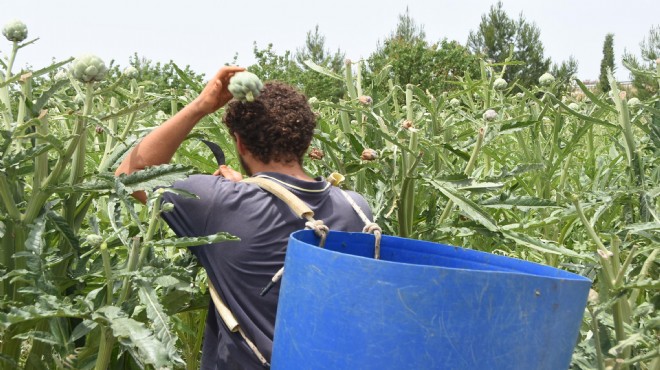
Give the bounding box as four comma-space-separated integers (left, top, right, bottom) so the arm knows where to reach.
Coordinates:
271, 230, 591, 370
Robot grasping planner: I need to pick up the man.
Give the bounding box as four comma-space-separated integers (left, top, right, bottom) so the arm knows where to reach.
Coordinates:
115, 66, 372, 369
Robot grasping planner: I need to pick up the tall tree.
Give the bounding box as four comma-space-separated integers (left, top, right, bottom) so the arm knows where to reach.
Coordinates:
295, 25, 345, 101
367, 9, 479, 96
598, 34, 615, 92
467, 1, 551, 88
623, 25, 660, 100
551, 56, 579, 96
248, 42, 299, 83
248, 27, 345, 101
623, 25, 660, 152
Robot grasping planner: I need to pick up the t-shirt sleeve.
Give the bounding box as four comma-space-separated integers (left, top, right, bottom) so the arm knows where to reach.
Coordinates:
160, 175, 219, 237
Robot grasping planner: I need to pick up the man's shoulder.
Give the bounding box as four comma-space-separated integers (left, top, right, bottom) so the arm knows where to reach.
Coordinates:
173, 174, 252, 192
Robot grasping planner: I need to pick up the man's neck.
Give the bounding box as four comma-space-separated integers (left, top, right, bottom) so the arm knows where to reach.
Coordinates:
249, 160, 315, 182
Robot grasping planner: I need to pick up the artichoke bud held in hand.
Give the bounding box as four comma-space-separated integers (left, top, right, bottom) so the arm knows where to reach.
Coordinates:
2, 20, 28, 42
228, 71, 263, 102
70, 54, 108, 83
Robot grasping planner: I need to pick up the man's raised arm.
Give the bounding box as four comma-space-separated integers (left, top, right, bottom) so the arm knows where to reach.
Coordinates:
114, 66, 244, 203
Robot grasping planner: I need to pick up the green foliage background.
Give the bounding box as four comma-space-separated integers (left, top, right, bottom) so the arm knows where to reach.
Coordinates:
0, 9, 659, 370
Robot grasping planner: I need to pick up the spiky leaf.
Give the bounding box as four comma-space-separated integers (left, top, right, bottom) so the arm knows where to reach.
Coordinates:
93, 306, 173, 368
143, 232, 239, 249
137, 281, 184, 365
117, 164, 191, 194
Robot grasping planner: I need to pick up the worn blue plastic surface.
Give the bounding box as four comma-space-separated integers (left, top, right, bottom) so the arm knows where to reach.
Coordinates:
271, 230, 591, 370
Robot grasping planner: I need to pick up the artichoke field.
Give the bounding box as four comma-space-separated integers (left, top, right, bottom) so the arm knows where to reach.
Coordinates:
1, 23, 658, 370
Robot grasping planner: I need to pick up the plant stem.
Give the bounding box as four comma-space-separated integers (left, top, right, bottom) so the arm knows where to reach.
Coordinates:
34, 110, 50, 191
614, 245, 637, 288
119, 86, 145, 142
0, 172, 20, 220
23, 103, 89, 224
344, 60, 357, 101
589, 308, 606, 370
95, 326, 115, 370
0, 329, 21, 367
0, 42, 18, 127
396, 84, 418, 237
118, 237, 141, 304
464, 127, 486, 175
137, 196, 163, 266
101, 242, 113, 305
66, 83, 94, 214
628, 247, 659, 307
356, 60, 363, 97
99, 97, 119, 172
389, 79, 400, 117
571, 196, 615, 289
439, 127, 485, 224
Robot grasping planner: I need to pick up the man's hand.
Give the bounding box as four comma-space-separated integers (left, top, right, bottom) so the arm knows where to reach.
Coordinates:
192, 66, 245, 115
213, 165, 243, 182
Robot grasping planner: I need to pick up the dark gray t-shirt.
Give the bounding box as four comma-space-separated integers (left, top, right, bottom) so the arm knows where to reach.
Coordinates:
161, 172, 372, 369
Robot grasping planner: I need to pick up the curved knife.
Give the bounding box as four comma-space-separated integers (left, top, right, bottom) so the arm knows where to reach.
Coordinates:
200, 139, 226, 166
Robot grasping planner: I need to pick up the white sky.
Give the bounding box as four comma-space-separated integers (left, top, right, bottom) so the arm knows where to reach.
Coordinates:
2, 0, 658, 82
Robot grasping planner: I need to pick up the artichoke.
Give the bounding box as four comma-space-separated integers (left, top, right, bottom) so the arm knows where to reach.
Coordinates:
538, 72, 555, 87
228, 71, 263, 102
627, 97, 641, 108
161, 202, 175, 213
70, 54, 108, 83
85, 234, 104, 247
358, 95, 373, 105
483, 109, 498, 122
493, 78, 508, 91
54, 70, 68, 81
449, 98, 461, 107
2, 20, 28, 42
400, 120, 414, 130
123, 66, 139, 79
361, 148, 378, 161
308, 148, 324, 160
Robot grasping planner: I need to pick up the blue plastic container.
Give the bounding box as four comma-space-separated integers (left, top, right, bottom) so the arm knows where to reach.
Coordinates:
271, 230, 591, 370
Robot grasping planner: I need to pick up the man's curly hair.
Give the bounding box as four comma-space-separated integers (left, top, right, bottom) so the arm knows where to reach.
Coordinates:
223, 82, 316, 164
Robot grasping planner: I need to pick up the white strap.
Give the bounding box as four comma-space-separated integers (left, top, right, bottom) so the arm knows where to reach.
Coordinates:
208, 280, 269, 366
339, 189, 382, 259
